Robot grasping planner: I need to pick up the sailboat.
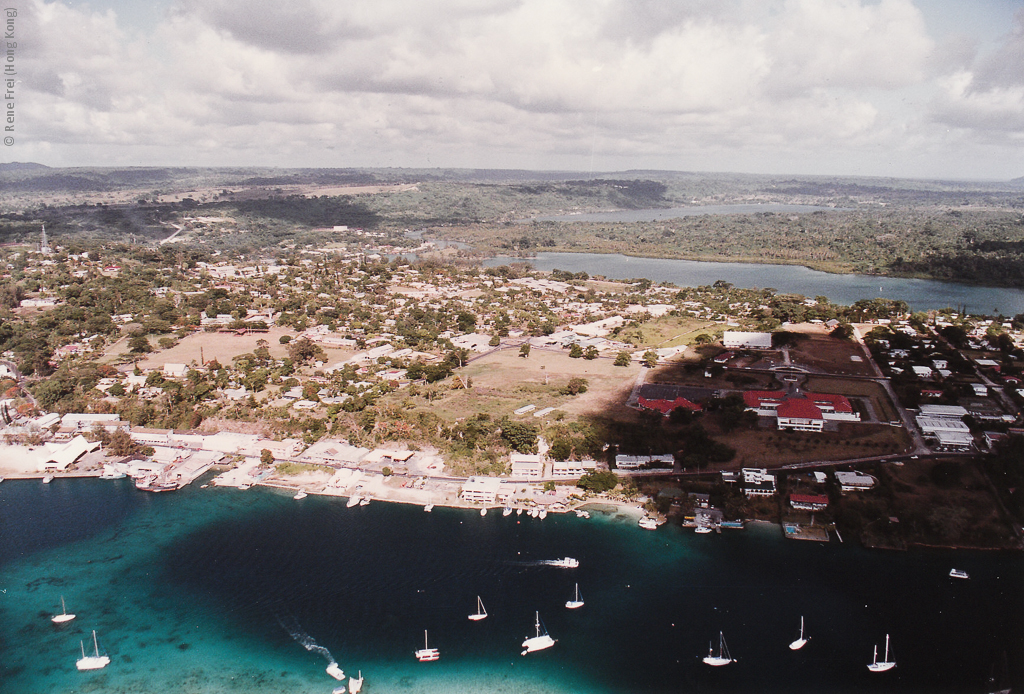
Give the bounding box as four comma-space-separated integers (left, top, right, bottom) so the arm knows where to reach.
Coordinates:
867, 634, 896, 672
565, 583, 584, 609
348, 670, 364, 694
415, 630, 440, 661
521, 611, 556, 655
703, 631, 736, 666
468, 595, 488, 621
788, 615, 807, 650
52, 595, 76, 624
76, 630, 111, 670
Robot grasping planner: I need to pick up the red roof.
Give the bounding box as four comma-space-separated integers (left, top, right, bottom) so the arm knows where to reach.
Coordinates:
743, 390, 785, 408
790, 493, 829, 506
776, 398, 823, 420
638, 396, 703, 415
806, 392, 854, 414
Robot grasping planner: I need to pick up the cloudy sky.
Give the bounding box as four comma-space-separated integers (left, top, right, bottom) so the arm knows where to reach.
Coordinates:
5, 0, 1023, 179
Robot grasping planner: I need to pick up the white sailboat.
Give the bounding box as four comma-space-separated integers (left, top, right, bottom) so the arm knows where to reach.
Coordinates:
76, 630, 110, 671
415, 630, 440, 661
788, 615, 807, 650
703, 631, 736, 666
521, 611, 556, 655
52, 595, 76, 624
565, 583, 584, 609
348, 670, 364, 694
867, 634, 896, 672
468, 595, 488, 621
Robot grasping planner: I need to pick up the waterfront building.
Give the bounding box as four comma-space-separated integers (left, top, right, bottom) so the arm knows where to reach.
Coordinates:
461, 476, 502, 504
789, 493, 829, 511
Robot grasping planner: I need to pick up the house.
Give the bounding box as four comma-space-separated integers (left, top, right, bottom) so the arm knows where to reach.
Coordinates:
743, 391, 859, 431
713, 351, 735, 364
723, 331, 773, 350
741, 467, 777, 497
163, 363, 188, 379
510, 453, 544, 479
461, 476, 502, 504
637, 395, 703, 416
550, 458, 596, 477
789, 493, 829, 511
775, 398, 825, 432
835, 471, 875, 491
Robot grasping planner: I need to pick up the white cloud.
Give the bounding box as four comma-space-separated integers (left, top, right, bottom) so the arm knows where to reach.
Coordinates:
7, 0, 1022, 178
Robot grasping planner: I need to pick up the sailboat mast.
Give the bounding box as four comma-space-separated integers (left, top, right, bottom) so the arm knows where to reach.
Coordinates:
883, 634, 889, 661
93, 630, 100, 656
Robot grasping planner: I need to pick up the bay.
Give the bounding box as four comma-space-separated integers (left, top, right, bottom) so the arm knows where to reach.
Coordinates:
483, 252, 1024, 315
1, 478, 1021, 693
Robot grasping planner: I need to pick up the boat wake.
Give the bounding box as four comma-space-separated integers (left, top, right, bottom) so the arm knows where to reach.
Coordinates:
277, 614, 343, 677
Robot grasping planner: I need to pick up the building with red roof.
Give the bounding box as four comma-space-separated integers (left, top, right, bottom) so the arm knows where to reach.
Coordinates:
789, 493, 830, 511
637, 396, 703, 416
743, 390, 859, 432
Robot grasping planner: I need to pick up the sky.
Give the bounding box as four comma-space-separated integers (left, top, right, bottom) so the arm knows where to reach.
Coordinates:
3, 0, 1023, 179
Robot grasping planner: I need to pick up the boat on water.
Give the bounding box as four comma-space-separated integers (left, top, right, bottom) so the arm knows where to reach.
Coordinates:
867, 634, 896, 672
42, 474, 54, 484
503, 505, 513, 516
546, 557, 579, 568
789, 616, 808, 650
359, 497, 369, 506
469, 595, 487, 621
703, 631, 736, 666
326, 662, 345, 680
99, 468, 125, 480
293, 490, 307, 500
423, 503, 434, 512
539, 508, 548, 519
516, 507, 523, 516
76, 630, 110, 671
565, 583, 584, 609
574, 509, 590, 518
695, 524, 713, 534
521, 611, 556, 655
480, 507, 488, 516
415, 630, 440, 661
529, 508, 538, 517
346, 494, 362, 508
238, 483, 251, 490
638, 516, 658, 530
135, 475, 178, 493
950, 568, 969, 579
52, 595, 76, 624
348, 670, 364, 693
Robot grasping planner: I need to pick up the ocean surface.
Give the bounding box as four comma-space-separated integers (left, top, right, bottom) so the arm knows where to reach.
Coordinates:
483, 252, 1024, 315
1, 477, 1022, 694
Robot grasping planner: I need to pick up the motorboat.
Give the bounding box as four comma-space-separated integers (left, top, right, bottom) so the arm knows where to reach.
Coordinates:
76, 630, 110, 671
521, 611, 556, 655
415, 630, 440, 661
326, 662, 345, 680
638, 516, 658, 530
949, 568, 969, 579
546, 557, 579, 568
503, 505, 513, 516
52, 595, 76, 624
468, 595, 487, 621
867, 634, 896, 672
695, 524, 713, 534
293, 490, 307, 500
423, 503, 434, 512
42, 474, 54, 484
359, 497, 369, 506
703, 631, 736, 666
516, 508, 523, 516
346, 495, 361, 508
789, 616, 808, 650
539, 508, 547, 519
529, 508, 539, 518
480, 507, 487, 516
565, 583, 584, 609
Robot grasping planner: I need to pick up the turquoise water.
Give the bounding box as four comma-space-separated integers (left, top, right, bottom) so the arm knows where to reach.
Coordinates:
1, 478, 1022, 693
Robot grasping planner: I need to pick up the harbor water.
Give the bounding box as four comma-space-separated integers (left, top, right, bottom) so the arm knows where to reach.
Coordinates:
0, 477, 1021, 694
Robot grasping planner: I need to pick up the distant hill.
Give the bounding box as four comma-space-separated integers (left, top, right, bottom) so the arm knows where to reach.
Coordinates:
0, 162, 50, 172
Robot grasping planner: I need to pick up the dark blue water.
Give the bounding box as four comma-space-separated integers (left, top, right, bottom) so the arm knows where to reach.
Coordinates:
1, 480, 1021, 694
483, 252, 1024, 315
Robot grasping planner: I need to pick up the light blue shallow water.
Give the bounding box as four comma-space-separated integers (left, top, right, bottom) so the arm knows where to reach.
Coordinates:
1, 478, 1021, 694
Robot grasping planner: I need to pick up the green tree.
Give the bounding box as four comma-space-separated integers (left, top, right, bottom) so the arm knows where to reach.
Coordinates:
260, 449, 275, 467
569, 343, 583, 358
488, 335, 501, 347
577, 470, 619, 493
583, 345, 599, 360
642, 350, 659, 368
560, 377, 588, 395
128, 333, 152, 354
519, 343, 531, 358
614, 351, 631, 367
500, 420, 538, 453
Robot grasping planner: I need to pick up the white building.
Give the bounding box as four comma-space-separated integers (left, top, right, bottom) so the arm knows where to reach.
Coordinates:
723, 331, 773, 350
461, 476, 503, 504
835, 471, 875, 491
510, 453, 544, 479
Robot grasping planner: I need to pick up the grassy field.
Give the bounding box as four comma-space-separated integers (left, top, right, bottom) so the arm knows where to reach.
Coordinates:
615, 315, 722, 348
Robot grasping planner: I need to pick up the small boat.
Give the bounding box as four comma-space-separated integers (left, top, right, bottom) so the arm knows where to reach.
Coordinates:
42, 474, 54, 484
949, 568, 969, 579
867, 634, 896, 672
539, 508, 547, 519
789, 615, 807, 650
639, 516, 657, 530
415, 630, 440, 661
503, 505, 513, 516
468, 595, 487, 621
546, 557, 579, 568
703, 631, 736, 666
99, 468, 125, 480
76, 630, 110, 671
516, 508, 523, 516
521, 611, 556, 655
238, 483, 251, 490
565, 583, 584, 609
348, 670, 364, 694
529, 508, 539, 518
332, 687, 346, 694
695, 524, 713, 534
293, 490, 307, 500
423, 503, 434, 512
480, 507, 487, 516
346, 495, 361, 508
52, 595, 76, 624
359, 497, 369, 506
574, 509, 590, 519
326, 662, 345, 680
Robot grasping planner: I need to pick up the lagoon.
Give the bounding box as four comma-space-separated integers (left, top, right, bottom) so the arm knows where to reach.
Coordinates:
483, 252, 1024, 315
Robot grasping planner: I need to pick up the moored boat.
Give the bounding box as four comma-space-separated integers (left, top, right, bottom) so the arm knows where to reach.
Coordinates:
75, 630, 110, 671
949, 568, 969, 579
639, 516, 658, 530
867, 634, 896, 672
789, 616, 808, 650
348, 670, 364, 693
51, 595, 76, 624
703, 631, 736, 666
521, 611, 556, 655
469, 595, 487, 621
565, 583, 584, 609
415, 630, 440, 661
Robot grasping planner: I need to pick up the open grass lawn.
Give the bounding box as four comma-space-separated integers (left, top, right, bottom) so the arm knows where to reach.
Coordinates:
787, 331, 877, 377
100, 326, 310, 369
617, 315, 722, 349
803, 376, 900, 422
719, 422, 912, 468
